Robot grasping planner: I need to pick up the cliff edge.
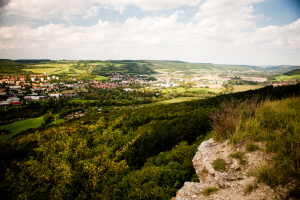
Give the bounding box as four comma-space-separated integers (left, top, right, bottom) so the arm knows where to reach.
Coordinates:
172, 138, 297, 200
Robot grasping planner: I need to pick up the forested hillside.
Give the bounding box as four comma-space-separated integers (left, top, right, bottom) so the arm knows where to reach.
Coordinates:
0, 84, 300, 199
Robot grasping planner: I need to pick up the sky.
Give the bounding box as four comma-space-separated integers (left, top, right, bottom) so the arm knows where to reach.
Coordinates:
0, 0, 300, 66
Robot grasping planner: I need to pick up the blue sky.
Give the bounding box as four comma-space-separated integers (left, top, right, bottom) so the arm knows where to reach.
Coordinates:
0, 0, 299, 65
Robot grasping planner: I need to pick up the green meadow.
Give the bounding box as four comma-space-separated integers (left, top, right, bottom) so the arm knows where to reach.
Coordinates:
0, 116, 44, 140
94, 76, 109, 81
276, 75, 300, 81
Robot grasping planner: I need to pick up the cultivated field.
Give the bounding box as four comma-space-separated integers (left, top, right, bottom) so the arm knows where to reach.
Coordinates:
94, 76, 109, 81
233, 85, 263, 92
276, 75, 300, 81
241, 77, 267, 82
22, 64, 70, 74
162, 87, 223, 94
0, 116, 44, 140
149, 97, 201, 106
70, 99, 99, 103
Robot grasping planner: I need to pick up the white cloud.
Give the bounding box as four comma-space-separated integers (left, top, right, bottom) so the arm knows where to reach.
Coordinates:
83, 6, 100, 19
0, 0, 202, 21
0, 0, 299, 65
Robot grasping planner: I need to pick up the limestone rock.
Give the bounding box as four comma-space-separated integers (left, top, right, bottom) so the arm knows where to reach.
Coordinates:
173, 138, 297, 200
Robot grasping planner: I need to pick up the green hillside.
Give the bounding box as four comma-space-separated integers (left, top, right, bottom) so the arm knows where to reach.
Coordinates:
284, 68, 300, 76
0, 84, 300, 199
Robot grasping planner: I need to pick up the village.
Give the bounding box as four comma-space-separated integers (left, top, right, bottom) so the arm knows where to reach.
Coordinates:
0, 68, 298, 108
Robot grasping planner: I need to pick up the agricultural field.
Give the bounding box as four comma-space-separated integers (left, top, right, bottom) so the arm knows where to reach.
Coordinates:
22, 64, 70, 74
189, 68, 225, 74
87, 62, 123, 67
22, 68, 61, 74
162, 87, 224, 94
149, 97, 201, 106
70, 99, 99, 103
0, 116, 44, 140
94, 76, 109, 81
233, 85, 263, 92
275, 75, 300, 81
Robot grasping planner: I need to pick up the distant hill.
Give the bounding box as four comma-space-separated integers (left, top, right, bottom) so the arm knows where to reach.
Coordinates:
284, 68, 300, 76
249, 65, 300, 73
92, 61, 155, 75
0, 60, 31, 75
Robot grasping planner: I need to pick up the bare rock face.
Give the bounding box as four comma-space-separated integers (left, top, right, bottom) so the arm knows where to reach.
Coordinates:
173, 138, 296, 200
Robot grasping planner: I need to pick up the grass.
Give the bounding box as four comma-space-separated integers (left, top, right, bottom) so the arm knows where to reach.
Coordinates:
243, 182, 257, 195
22, 64, 70, 74
162, 87, 223, 94
256, 161, 279, 186
22, 68, 61, 74
94, 76, 109, 81
149, 97, 201, 106
48, 119, 65, 125
275, 75, 300, 82
229, 151, 247, 166
246, 142, 259, 152
233, 85, 263, 92
0, 116, 45, 140
210, 96, 300, 186
211, 158, 227, 172
200, 186, 220, 196
70, 99, 98, 103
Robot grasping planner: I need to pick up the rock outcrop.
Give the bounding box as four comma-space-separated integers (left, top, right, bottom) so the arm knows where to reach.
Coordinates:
173, 138, 297, 200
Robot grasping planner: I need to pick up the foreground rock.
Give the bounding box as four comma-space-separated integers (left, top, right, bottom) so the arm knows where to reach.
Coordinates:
173, 138, 297, 200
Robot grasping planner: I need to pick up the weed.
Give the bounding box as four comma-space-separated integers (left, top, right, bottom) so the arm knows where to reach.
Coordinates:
210, 97, 300, 187
211, 158, 227, 172
243, 182, 257, 195
201, 186, 220, 196
229, 151, 247, 166
246, 142, 259, 152
256, 162, 279, 186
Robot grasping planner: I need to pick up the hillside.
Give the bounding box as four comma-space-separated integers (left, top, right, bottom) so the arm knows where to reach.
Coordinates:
0, 84, 300, 199
174, 97, 300, 199
284, 68, 300, 76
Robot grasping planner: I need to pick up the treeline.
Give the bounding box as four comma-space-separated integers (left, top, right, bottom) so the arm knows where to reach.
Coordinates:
0, 84, 300, 199
0, 60, 31, 75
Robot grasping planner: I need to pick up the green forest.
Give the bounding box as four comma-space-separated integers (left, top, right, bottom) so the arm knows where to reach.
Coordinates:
0, 84, 300, 199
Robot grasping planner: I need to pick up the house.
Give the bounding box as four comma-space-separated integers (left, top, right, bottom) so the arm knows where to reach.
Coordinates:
24, 96, 47, 101
49, 93, 61, 99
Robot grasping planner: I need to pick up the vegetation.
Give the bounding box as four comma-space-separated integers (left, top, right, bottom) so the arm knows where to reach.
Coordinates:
246, 142, 259, 152
212, 158, 227, 172
200, 186, 220, 196
229, 151, 247, 166
233, 85, 263, 92
243, 182, 257, 195
210, 94, 300, 187
0, 58, 300, 200
0, 116, 44, 140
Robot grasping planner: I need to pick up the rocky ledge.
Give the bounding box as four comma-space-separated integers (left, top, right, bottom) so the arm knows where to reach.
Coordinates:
172, 138, 297, 200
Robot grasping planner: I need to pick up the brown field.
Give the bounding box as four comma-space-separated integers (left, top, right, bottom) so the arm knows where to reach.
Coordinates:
233, 85, 263, 92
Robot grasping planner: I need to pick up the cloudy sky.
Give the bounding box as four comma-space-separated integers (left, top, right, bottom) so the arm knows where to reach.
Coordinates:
0, 0, 300, 65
